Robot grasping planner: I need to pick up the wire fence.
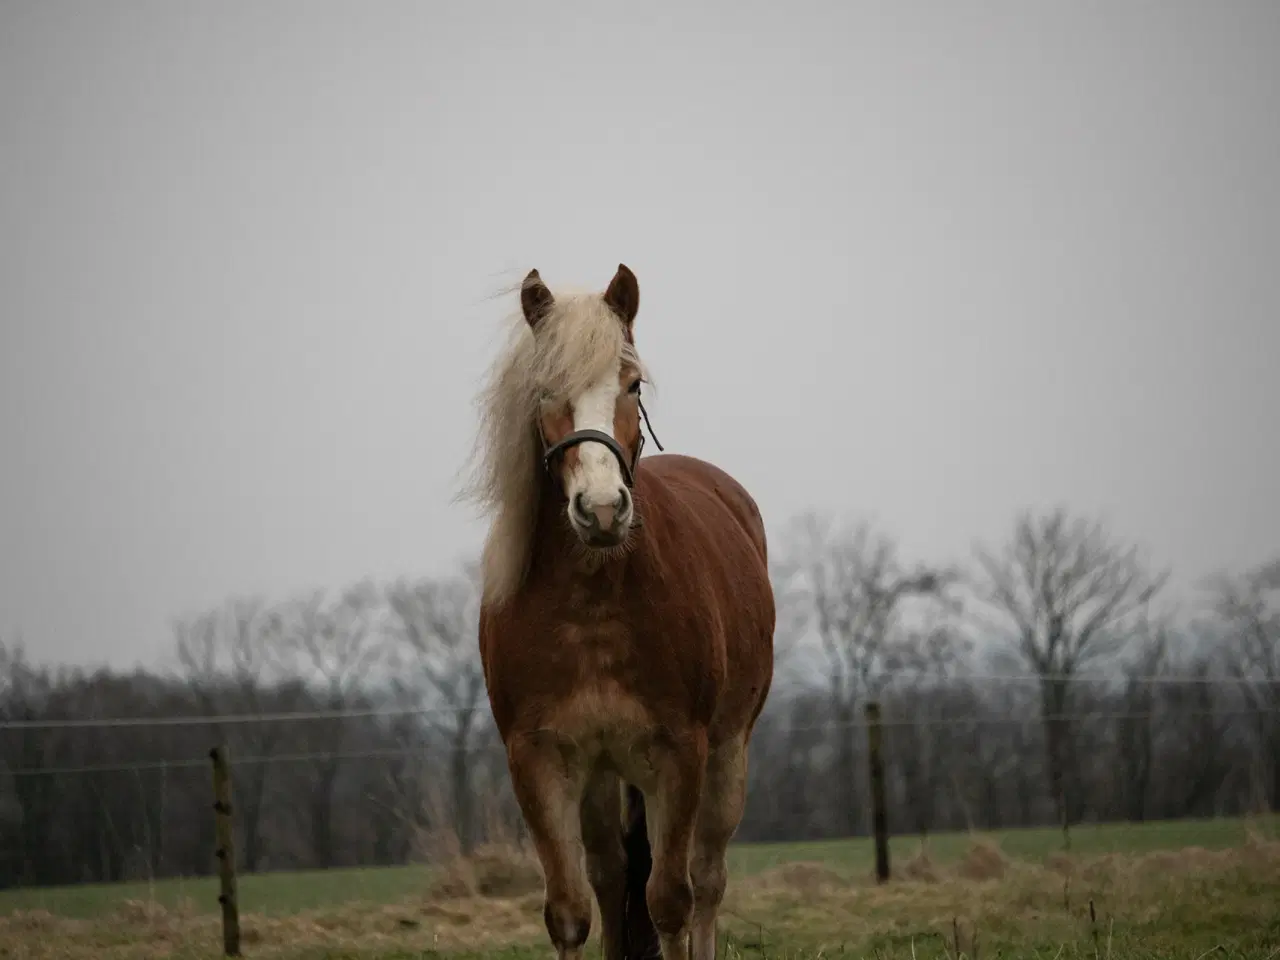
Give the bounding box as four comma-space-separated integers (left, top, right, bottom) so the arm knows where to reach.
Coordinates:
1, 680, 1277, 896
1, 668, 1272, 732
2, 705, 1278, 778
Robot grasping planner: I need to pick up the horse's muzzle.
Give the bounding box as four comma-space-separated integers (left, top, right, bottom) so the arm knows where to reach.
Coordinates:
570, 489, 632, 547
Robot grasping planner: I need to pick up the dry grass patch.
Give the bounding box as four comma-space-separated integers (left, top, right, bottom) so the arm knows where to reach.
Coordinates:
0, 845, 554, 960
2, 837, 1278, 959
429, 843, 544, 899
1045, 850, 1076, 874
0, 909, 61, 935
746, 861, 845, 895
899, 843, 941, 883
719, 834, 1280, 955
954, 836, 1009, 880
0, 893, 549, 960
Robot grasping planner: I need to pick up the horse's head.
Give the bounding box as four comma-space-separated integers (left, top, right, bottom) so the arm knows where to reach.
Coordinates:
521, 264, 647, 549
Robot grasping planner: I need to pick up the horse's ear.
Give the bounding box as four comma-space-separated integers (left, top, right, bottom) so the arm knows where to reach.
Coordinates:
603, 263, 640, 327
521, 269, 554, 329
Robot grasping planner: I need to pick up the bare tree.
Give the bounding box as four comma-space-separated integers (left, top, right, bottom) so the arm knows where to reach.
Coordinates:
779, 513, 959, 836
174, 597, 294, 871
973, 507, 1168, 828
1159, 650, 1234, 816
0, 639, 64, 885
892, 618, 972, 837
360, 711, 436, 864
386, 570, 485, 854
1117, 623, 1170, 822
280, 582, 384, 868
1208, 557, 1280, 809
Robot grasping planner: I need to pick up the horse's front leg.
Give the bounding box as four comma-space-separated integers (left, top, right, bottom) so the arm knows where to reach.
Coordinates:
580, 769, 628, 960
507, 732, 592, 960
642, 728, 708, 960
689, 734, 750, 960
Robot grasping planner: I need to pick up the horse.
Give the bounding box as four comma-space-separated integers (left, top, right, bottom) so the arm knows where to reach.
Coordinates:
464, 264, 774, 960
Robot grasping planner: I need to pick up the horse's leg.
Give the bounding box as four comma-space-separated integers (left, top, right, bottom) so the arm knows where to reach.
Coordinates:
580, 769, 628, 960
507, 735, 593, 960
689, 734, 749, 960
643, 730, 707, 960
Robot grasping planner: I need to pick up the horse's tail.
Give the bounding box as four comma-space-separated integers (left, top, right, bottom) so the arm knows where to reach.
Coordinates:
622, 783, 660, 959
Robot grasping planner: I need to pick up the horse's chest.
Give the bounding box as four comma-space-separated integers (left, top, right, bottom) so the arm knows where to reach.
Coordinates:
532, 622, 660, 774
549, 617, 634, 678
539, 678, 664, 786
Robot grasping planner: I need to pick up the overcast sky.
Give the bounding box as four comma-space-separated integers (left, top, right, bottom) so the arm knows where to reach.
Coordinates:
2, 1, 1277, 669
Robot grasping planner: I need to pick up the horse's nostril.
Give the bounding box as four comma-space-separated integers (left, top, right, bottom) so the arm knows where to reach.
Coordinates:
573, 493, 595, 526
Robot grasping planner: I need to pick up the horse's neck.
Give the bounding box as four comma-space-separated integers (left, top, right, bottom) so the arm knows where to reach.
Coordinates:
533, 478, 569, 552
529, 477, 629, 591
533, 479, 580, 566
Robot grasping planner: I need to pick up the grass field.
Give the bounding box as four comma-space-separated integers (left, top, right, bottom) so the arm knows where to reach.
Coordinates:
1, 815, 1278, 959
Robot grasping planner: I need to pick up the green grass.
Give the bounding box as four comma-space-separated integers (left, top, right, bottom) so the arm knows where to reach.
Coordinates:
0, 814, 1275, 920
728, 813, 1279, 875
0, 863, 435, 919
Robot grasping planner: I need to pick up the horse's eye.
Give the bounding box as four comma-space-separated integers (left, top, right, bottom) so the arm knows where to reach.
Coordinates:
627, 379, 642, 395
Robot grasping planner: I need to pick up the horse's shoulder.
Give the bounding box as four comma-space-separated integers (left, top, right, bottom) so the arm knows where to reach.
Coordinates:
638, 454, 767, 559
639, 453, 753, 505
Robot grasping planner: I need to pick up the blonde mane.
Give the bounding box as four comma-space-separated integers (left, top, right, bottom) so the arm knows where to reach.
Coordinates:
461, 285, 648, 606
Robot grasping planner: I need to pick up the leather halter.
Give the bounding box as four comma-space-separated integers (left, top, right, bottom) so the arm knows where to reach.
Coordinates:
540, 394, 664, 490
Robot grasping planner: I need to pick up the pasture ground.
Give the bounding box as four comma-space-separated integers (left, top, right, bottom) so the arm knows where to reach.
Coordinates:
1, 816, 1278, 959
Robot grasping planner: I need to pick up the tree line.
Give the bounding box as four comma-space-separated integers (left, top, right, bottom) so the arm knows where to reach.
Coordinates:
0, 506, 1276, 890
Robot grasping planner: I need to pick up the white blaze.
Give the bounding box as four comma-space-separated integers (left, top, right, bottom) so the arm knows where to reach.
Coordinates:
567, 360, 625, 510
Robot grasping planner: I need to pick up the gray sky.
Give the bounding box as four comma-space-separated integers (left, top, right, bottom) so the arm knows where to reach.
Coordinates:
2, 1, 1278, 669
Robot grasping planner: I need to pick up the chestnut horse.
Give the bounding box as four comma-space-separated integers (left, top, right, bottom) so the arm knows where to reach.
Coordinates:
466, 264, 774, 960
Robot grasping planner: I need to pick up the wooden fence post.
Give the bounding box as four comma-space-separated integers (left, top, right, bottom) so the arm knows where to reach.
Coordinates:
209, 745, 241, 957
865, 702, 890, 883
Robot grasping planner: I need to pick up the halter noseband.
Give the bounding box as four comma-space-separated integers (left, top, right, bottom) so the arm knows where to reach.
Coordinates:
540, 396, 664, 490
